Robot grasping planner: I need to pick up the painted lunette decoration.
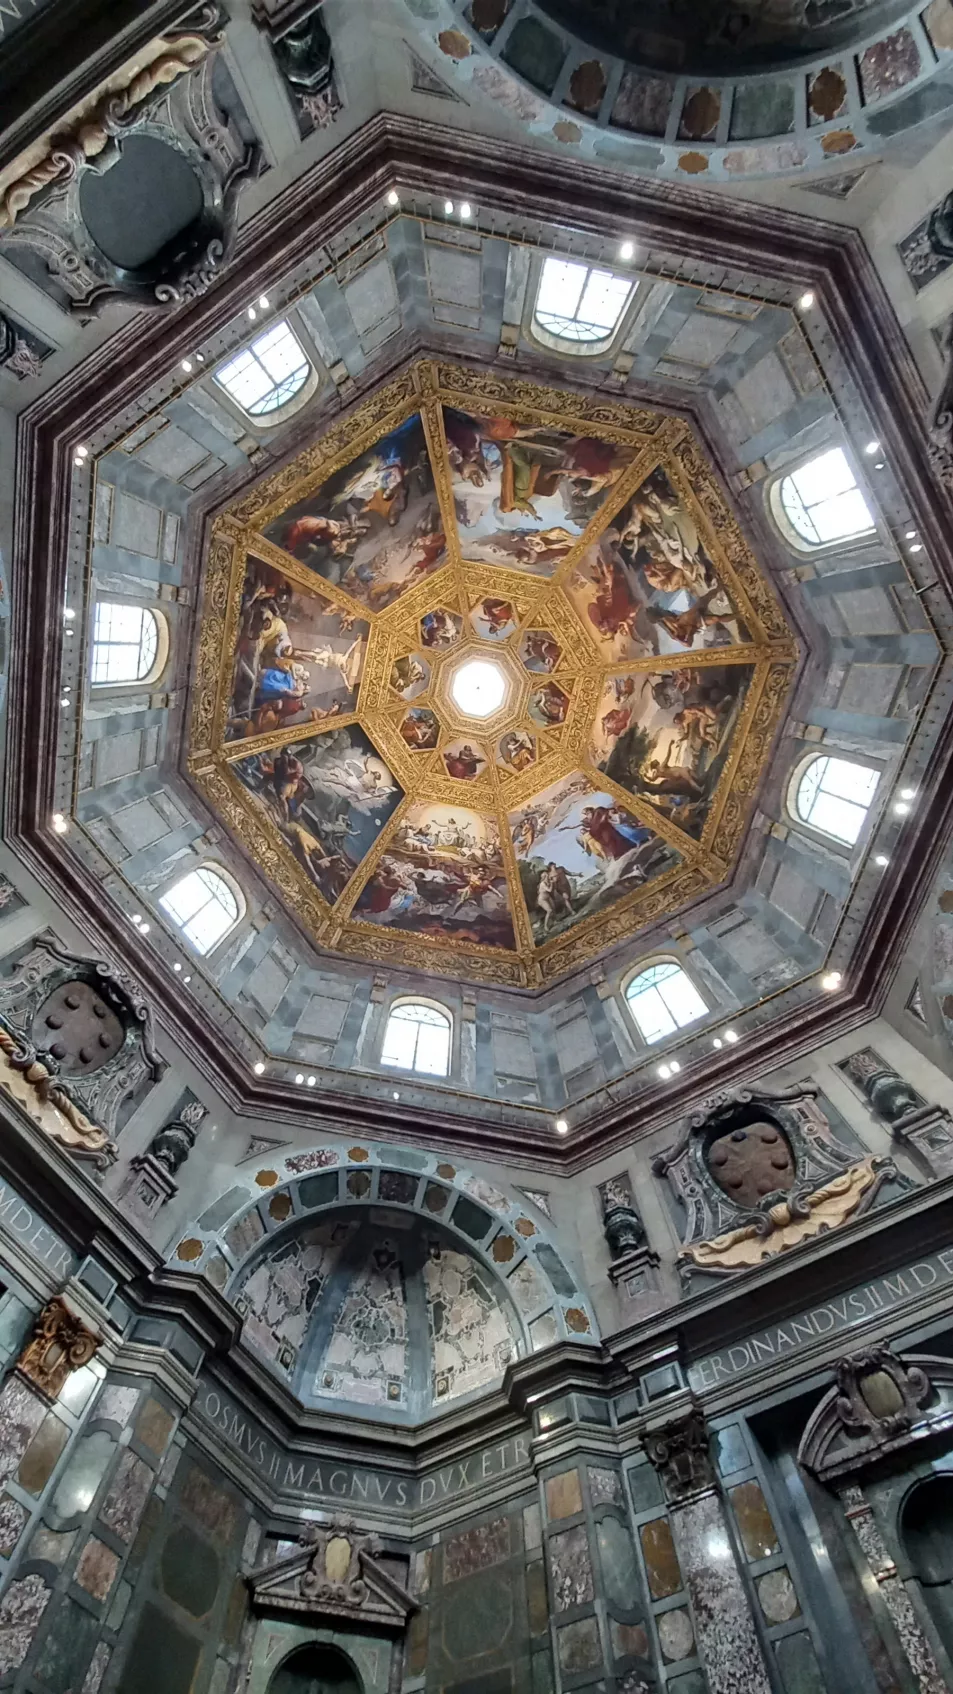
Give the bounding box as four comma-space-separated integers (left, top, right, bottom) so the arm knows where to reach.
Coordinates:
190, 359, 795, 989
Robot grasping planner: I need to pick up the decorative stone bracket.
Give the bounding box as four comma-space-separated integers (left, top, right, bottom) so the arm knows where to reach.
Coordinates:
798, 1343, 953, 1483
16, 1297, 99, 1402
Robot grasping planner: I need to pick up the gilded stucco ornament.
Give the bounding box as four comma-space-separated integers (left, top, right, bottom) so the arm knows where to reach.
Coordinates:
191, 360, 796, 987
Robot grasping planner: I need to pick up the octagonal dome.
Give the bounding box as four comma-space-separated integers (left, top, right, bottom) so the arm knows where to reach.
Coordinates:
190, 360, 796, 987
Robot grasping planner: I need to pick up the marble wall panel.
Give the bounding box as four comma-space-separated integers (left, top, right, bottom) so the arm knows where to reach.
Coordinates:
99, 1450, 153, 1543
587, 1465, 623, 1507
557, 1614, 601, 1672
0, 1572, 50, 1675
729, 1480, 779, 1561
444, 1516, 511, 1582
0, 1493, 26, 1555
670, 1492, 771, 1694
180, 1464, 240, 1543
548, 1524, 595, 1611
0, 1377, 47, 1482
18, 1412, 69, 1494
75, 1536, 120, 1601
640, 1516, 681, 1600
545, 1469, 583, 1521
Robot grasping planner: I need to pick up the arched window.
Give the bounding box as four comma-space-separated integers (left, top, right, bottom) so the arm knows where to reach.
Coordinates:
625, 961, 707, 1045
381, 1001, 451, 1077
794, 755, 879, 846
90, 602, 164, 686
159, 866, 241, 955
533, 256, 634, 346
214, 320, 310, 417
777, 447, 874, 549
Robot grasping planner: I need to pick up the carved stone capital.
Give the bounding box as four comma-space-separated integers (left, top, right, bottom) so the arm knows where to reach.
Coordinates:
17, 1297, 99, 1402
643, 1402, 715, 1502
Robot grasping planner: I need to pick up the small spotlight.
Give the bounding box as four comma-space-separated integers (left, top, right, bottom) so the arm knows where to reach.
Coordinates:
60, 697, 69, 708
247, 306, 257, 321
444, 199, 454, 215
386, 189, 400, 207
712, 1036, 723, 1049
459, 201, 472, 219
875, 854, 890, 867
555, 1117, 569, 1135
73, 457, 84, 468
51, 813, 68, 835
258, 294, 269, 310
253, 1061, 265, 1076
864, 440, 880, 455
181, 359, 193, 373
307, 1075, 316, 1087
900, 787, 916, 800
619, 240, 635, 260
75, 445, 89, 459
657, 1063, 672, 1080
183, 975, 191, 985
669, 1059, 681, 1074
798, 290, 815, 311
393, 1091, 400, 1100
724, 1028, 739, 1044
894, 801, 910, 816
195, 352, 205, 364
295, 1073, 304, 1085
63, 608, 75, 621
905, 529, 917, 540
139, 923, 150, 936
910, 543, 923, 553
173, 962, 182, 972
821, 970, 842, 991
131, 914, 142, 927
874, 461, 885, 471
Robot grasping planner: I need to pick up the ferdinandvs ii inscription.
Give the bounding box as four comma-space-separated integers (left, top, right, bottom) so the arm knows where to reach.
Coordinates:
689, 1248, 953, 1390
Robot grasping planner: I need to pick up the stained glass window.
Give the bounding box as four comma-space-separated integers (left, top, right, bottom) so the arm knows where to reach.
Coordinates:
214, 321, 311, 417
625, 962, 707, 1045
779, 448, 874, 548
795, 755, 879, 845
159, 867, 241, 955
381, 1002, 451, 1076
534, 257, 634, 345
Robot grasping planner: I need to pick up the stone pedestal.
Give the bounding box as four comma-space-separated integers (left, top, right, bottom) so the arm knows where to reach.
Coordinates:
608, 1246, 666, 1321
116, 1154, 178, 1227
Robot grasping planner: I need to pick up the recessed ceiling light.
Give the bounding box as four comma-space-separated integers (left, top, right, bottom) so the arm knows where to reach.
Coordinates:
258, 295, 269, 310
894, 801, 910, 815
724, 1028, 739, 1044
253, 1061, 265, 1075
195, 352, 205, 364
51, 813, 68, 834
821, 970, 842, 991
905, 529, 917, 540
669, 1059, 681, 1073
875, 854, 889, 867
864, 440, 880, 455
295, 1073, 304, 1085
139, 923, 150, 935
173, 962, 182, 972
459, 201, 472, 218
393, 1090, 400, 1099
60, 697, 69, 707
181, 359, 193, 373
63, 608, 75, 621
444, 199, 454, 214
900, 787, 916, 800
798, 291, 815, 311
73, 457, 84, 468
619, 240, 635, 260
307, 1075, 316, 1087
386, 189, 399, 207
555, 1117, 569, 1134
712, 1036, 723, 1049
131, 914, 142, 926
183, 975, 191, 984
75, 445, 89, 459
657, 1063, 672, 1080
247, 306, 257, 321
909, 543, 923, 553
874, 461, 885, 470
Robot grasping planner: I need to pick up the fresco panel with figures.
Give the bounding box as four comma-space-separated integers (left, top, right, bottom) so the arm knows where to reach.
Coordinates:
190, 361, 797, 986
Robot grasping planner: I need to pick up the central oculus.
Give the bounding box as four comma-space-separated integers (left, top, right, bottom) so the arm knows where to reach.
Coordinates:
450, 657, 507, 718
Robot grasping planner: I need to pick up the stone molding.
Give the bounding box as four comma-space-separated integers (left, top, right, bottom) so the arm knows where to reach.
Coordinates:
247, 1516, 417, 1630
798, 1346, 953, 1483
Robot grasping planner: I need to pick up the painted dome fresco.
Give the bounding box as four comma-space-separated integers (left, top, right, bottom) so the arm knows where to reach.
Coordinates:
191, 361, 795, 987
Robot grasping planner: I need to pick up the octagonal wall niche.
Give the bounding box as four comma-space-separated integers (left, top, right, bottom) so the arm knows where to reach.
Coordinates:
189, 361, 796, 987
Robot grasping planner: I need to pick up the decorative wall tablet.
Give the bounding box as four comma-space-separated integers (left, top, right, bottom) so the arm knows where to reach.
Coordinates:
653, 1082, 901, 1278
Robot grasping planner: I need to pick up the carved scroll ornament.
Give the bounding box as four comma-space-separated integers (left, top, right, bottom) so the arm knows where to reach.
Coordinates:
798, 1345, 953, 1483
17, 1298, 99, 1401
